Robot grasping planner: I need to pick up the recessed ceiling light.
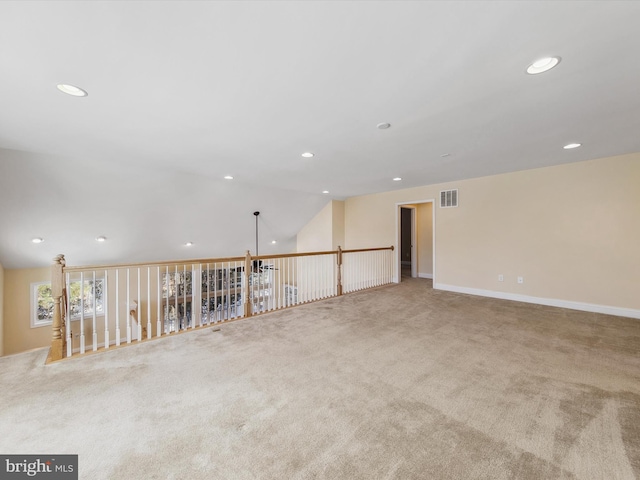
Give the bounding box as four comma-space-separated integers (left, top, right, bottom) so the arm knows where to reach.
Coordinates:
322, 190, 329, 194
563, 143, 582, 149
526, 56, 561, 75
377, 123, 391, 130
184, 242, 193, 247
224, 175, 234, 180
440, 153, 451, 158
57, 84, 88, 97
393, 177, 402, 181
96, 236, 107, 242
271, 240, 277, 244
301, 152, 314, 158
31, 237, 44, 244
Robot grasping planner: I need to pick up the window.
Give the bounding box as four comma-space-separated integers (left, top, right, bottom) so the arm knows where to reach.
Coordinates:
31, 281, 54, 328
67, 278, 105, 320
31, 278, 105, 328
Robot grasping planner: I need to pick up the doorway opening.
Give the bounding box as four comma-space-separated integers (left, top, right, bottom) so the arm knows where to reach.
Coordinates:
396, 200, 435, 284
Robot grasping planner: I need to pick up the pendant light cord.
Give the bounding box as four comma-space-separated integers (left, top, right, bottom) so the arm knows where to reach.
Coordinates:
253, 211, 260, 256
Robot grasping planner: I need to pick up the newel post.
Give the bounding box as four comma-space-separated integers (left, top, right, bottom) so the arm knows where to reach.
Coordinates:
244, 250, 253, 317
337, 246, 343, 296
49, 254, 66, 362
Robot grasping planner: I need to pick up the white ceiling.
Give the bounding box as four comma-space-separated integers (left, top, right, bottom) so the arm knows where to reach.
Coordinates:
1, 1, 639, 269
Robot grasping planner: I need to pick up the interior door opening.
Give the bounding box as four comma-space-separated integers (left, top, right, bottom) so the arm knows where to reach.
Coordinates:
400, 207, 416, 279
397, 201, 434, 284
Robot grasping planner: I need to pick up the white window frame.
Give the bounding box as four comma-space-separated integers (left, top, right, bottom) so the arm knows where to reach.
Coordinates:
66, 276, 106, 322
31, 281, 54, 328
31, 277, 106, 328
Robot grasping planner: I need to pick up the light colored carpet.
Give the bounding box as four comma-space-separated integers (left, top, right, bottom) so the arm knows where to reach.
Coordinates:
1, 278, 639, 479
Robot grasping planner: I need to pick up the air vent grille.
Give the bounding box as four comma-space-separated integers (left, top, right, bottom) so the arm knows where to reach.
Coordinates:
440, 189, 458, 208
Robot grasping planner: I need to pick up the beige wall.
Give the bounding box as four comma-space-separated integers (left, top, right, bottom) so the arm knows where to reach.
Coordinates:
297, 201, 333, 252
345, 153, 640, 312
0, 261, 4, 356
297, 200, 346, 252
3, 266, 51, 356
331, 200, 345, 250
416, 202, 433, 277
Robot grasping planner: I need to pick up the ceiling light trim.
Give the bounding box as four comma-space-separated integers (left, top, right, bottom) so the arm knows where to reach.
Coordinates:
57, 84, 88, 97
526, 56, 561, 75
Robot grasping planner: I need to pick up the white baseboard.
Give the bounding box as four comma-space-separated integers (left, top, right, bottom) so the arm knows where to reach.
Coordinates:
418, 273, 433, 279
434, 283, 640, 320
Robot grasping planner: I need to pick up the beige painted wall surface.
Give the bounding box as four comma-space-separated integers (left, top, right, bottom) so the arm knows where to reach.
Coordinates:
345, 153, 640, 311
331, 200, 345, 250
417, 203, 433, 276
3, 267, 50, 356
297, 201, 333, 252
0, 261, 4, 356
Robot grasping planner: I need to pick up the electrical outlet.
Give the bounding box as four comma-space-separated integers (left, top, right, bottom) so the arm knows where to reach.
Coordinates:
498, 274, 504, 282
517, 276, 524, 284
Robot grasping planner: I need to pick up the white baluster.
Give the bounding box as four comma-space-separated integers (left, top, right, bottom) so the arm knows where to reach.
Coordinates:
174, 265, 178, 331
115, 269, 121, 346
66, 273, 72, 357
321, 255, 325, 298
92, 271, 97, 351
147, 267, 151, 339
156, 267, 161, 337
126, 269, 131, 343
213, 263, 218, 322
80, 272, 85, 354
165, 265, 170, 333
205, 263, 210, 324
313, 256, 318, 300
104, 270, 109, 349
137, 268, 142, 340
277, 258, 282, 309
182, 264, 187, 329
194, 265, 200, 327
234, 261, 239, 318
195, 265, 201, 326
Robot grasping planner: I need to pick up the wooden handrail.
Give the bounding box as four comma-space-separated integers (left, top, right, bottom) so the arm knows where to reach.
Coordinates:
251, 246, 394, 261
62, 246, 395, 272
64, 256, 247, 272
49, 245, 395, 363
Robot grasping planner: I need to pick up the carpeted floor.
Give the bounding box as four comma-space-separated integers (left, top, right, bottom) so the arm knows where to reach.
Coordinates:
1, 278, 639, 479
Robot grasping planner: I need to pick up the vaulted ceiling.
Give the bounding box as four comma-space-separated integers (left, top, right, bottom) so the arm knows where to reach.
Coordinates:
1, 1, 639, 269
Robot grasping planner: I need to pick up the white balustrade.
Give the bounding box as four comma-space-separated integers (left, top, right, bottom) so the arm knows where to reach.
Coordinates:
52, 247, 393, 360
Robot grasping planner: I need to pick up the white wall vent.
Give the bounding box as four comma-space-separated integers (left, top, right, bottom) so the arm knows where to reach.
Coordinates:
440, 189, 458, 208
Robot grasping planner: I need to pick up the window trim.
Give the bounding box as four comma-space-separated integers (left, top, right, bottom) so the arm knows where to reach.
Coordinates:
31, 277, 107, 329
65, 276, 106, 322
30, 281, 54, 328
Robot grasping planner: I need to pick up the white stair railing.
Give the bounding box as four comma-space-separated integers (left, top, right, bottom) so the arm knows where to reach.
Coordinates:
48, 246, 394, 362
